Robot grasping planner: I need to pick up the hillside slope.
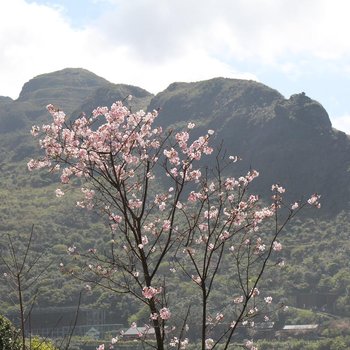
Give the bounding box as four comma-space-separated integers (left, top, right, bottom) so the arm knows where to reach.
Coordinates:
1, 69, 350, 336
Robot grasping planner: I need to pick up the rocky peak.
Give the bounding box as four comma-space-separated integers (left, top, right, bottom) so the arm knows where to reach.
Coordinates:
17, 68, 110, 114
276, 92, 332, 131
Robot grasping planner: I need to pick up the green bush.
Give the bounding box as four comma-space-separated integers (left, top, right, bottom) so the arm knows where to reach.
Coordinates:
30, 337, 57, 350
257, 336, 350, 350
0, 314, 21, 350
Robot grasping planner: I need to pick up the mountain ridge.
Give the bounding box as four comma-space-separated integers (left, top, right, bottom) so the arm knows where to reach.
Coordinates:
0, 68, 349, 216
1, 68, 350, 327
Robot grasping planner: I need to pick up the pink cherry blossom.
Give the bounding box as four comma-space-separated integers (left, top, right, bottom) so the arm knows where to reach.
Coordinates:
250, 287, 260, 297
291, 202, 299, 210
162, 220, 171, 231
271, 184, 286, 193
233, 296, 244, 304
164, 148, 180, 165
215, 313, 224, 322
308, 193, 321, 208
188, 191, 198, 202
67, 245, 76, 254
150, 312, 158, 320
205, 338, 214, 349
229, 155, 239, 162
245, 340, 257, 350
219, 231, 230, 241
272, 241, 283, 252
264, 296, 273, 304
31, 125, 40, 136
192, 275, 201, 285
55, 188, 65, 197
159, 307, 171, 320
142, 286, 162, 299
110, 214, 122, 224
141, 235, 149, 246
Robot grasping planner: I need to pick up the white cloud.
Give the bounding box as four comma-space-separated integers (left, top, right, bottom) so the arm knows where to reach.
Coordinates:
0, 0, 260, 98
1, 0, 350, 101
0, 0, 88, 97
94, 0, 350, 64
332, 114, 350, 135
95, 47, 258, 94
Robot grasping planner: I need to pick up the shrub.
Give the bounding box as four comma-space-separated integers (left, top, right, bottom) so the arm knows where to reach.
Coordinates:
30, 337, 57, 350
0, 314, 21, 350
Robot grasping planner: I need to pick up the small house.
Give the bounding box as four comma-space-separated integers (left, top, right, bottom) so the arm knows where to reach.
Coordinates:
123, 326, 156, 340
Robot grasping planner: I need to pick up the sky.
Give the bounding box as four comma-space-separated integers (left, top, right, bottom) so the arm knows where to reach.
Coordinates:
1, 0, 350, 133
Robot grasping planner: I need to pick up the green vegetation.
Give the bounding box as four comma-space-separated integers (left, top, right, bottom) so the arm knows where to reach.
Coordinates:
0, 68, 349, 347
257, 337, 350, 350
30, 338, 57, 350
0, 315, 21, 350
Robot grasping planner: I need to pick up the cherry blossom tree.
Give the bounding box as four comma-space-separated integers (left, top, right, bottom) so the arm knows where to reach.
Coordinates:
28, 100, 320, 350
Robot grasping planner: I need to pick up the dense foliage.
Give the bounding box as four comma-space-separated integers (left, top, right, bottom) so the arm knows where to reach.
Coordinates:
0, 314, 21, 350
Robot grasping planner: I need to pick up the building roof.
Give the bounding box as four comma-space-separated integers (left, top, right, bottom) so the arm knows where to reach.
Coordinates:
124, 326, 155, 336
283, 324, 318, 330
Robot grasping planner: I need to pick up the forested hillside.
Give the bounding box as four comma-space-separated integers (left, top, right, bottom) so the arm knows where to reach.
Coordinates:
0, 68, 349, 338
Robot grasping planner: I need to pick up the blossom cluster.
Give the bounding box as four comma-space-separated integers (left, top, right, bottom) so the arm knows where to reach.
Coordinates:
169, 336, 189, 349
142, 286, 162, 299
28, 102, 216, 217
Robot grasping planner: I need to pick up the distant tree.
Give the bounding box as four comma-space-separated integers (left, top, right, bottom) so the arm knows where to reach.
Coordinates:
0, 227, 79, 350
0, 226, 50, 350
28, 100, 320, 349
